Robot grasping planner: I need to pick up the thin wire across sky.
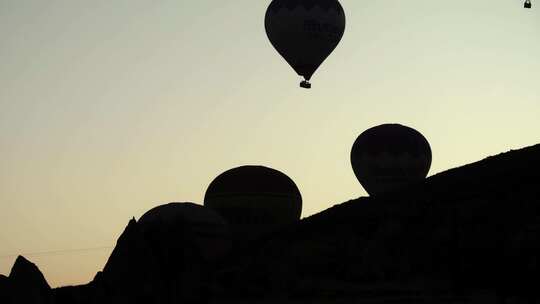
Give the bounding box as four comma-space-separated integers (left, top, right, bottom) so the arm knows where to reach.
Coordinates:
0, 246, 113, 260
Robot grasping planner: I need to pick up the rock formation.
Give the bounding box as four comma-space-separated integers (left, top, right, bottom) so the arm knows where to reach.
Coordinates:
2, 144, 540, 304
98, 217, 159, 303
211, 144, 540, 303
6, 256, 52, 304
81, 203, 230, 304
0, 274, 9, 303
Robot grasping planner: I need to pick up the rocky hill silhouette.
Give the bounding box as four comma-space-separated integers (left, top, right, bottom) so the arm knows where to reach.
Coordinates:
2, 256, 52, 304
214, 144, 540, 303
2, 143, 540, 303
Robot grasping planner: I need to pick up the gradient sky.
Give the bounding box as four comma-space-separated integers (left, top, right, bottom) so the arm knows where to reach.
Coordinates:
1, 0, 539, 287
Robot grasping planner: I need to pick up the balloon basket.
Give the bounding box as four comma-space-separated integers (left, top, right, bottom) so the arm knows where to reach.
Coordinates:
300, 80, 311, 89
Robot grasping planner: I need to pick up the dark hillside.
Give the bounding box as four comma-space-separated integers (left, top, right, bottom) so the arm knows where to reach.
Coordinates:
3, 144, 540, 304
214, 144, 540, 302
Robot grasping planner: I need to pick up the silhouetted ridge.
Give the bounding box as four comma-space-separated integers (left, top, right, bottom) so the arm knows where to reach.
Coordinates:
0, 274, 8, 303
4, 144, 540, 303
7, 256, 52, 304
212, 144, 540, 302
97, 203, 231, 303
306, 144, 540, 223
9, 256, 50, 290
419, 144, 540, 198
101, 217, 158, 290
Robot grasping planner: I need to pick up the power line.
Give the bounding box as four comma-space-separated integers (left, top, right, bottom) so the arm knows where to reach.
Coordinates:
0, 246, 113, 260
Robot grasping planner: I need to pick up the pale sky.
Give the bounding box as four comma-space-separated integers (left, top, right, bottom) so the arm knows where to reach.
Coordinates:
1, 0, 539, 287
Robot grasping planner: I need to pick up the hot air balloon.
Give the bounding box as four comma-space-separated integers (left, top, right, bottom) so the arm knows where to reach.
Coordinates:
350, 124, 432, 196
204, 165, 302, 239
138, 203, 231, 263
134, 203, 231, 300
265, 0, 346, 88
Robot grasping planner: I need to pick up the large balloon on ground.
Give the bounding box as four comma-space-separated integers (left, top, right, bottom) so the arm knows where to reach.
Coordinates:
265, 0, 346, 88
138, 202, 231, 264
127, 202, 231, 300
204, 165, 302, 239
350, 124, 432, 196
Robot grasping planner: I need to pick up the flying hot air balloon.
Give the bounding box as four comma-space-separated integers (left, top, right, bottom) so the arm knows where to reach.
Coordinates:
350, 124, 432, 196
265, 0, 346, 88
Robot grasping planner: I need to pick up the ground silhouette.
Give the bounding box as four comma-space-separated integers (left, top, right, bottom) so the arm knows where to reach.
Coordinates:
1, 143, 540, 303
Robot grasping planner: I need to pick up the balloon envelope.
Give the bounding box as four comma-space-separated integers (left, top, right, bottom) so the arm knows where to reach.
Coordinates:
135, 203, 231, 296
350, 124, 432, 196
138, 202, 231, 263
265, 0, 345, 85
204, 165, 302, 239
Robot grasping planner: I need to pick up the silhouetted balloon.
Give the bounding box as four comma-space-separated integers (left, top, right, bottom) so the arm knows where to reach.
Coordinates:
138, 202, 231, 263
204, 165, 302, 239
350, 124, 432, 196
265, 0, 346, 88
